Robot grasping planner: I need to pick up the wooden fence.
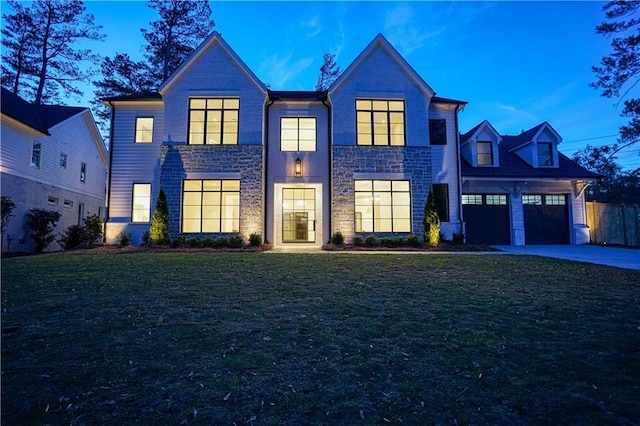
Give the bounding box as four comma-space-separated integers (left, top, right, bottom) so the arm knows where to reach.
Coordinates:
586, 202, 640, 247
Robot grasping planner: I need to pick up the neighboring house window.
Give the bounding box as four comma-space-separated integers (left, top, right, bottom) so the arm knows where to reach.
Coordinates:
462, 194, 482, 205
182, 179, 240, 233
31, 141, 41, 168
60, 152, 67, 168
132, 183, 152, 223
356, 99, 405, 146
354, 180, 411, 232
188, 98, 239, 145
135, 117, 154, 143
80, 162, 87, 183
432, 184, 450, 222
537, 142, 553, 166
429, 119, 447, 145
281, 117, 316, 151
476, 141, 493, 165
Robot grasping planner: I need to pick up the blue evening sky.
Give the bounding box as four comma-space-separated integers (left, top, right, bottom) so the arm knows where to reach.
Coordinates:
16, 1, 640, 170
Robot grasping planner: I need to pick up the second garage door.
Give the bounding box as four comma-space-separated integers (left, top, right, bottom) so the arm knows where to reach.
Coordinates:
523, 194, 569, 244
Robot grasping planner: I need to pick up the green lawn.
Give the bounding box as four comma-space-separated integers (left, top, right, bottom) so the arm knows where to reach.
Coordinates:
1, 252, 639, 425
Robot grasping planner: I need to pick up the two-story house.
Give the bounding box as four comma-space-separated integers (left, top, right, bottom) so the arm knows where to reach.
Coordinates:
1, 87, 108, 253
103, 32, 597, 247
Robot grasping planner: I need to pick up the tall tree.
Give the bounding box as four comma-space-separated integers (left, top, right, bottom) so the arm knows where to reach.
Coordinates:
591, 1, 640, 154
1, 1, 37, 96
1, 0, 104, 104
315, 53, 341, 91
142, 0, 214, 86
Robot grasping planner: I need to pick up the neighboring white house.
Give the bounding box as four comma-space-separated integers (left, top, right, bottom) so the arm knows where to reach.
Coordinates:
102, 32, 598, 247
1, 87, 109, 253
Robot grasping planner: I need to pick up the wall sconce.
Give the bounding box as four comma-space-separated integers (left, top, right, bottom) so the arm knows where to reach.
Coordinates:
295, 158, 302, 177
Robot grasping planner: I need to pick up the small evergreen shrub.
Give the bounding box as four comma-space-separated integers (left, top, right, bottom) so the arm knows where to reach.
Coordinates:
83, 214, 103, 244
59, 225, 86, 250
214, 237, 228, 248
26, 208, 61, 252
118, 231, 132, 247
406, 234, 420, 247
202, 237, 215, 247
171, 235, 186, 247
149, 187, 170, 244
423, 189, 440, 246
364, 235, 378, 247
228, 235, 244, 248
331, 231, 344, 245
141, 231, 150, 246
452, 232, 465, 244
187, 237, 203, 247
249, 233, 262, 246
353, 236, 364, 246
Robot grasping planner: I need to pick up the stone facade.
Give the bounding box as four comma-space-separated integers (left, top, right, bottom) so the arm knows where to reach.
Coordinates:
160, 143, 264, 240
332, 146, 432, 241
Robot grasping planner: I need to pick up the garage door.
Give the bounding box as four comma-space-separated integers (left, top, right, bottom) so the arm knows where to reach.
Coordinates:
462, 194, 510, 245
523, 194, 569, 244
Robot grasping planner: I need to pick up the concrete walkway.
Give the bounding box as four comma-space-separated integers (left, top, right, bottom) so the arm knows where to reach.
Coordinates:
493, 244, 640, 271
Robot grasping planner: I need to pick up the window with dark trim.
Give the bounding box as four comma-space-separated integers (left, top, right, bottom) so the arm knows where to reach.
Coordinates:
429, 119, 447, 145
354, 180, 411, 232
537, 142, 553, 166
132, 183, 151, 223
281, 117, 316, 151
31, 141, 41, 168
356, 99, 405, 146
135, 117, 154, 143
188, 98, 239, 145
477, 141, 493, 165
80, 162, 87, 183
432, 184, 449, 222
182, 179, 240, 233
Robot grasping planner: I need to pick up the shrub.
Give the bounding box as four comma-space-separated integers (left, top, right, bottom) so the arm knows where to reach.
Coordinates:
59, 225, 86, 250
249, 233, 262, 246
331, 231, 344, 245
83, 213, 103, 244
1, 195, 16, 235
26, 208, 61, 253
149, 187, 170, 244
406, 234, 420, 247
423, 189, 440, 246
202, 237, 215, 247
118, 231, 132, 247
187, 237, 203, 247
141, 231, 150, 246
228, 235, 244, 248
171, 235, 187, 247
353, 236, 364, 246
213, 237, 228, 248
364, 235, 378, 247
452, 232, 465, 244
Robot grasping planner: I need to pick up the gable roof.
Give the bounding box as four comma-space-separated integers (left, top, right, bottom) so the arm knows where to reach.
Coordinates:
329, 33, 435, 97
460, 119, 501, 143
461, 121, 600, 180
1, 87, 85, 134
159, 31, 267, 95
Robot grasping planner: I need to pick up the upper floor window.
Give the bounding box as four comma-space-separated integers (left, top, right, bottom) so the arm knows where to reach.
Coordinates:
188, 98, 239, 145
356, 99, 405, 146
132, 183, 151, 222
60, 152, 67, 168
135, 117, 154, 143
182, 179, 240, 233
31, 141, 41, 168
477, 141, 493, 165
80, 162, 86, 183
537, 142, 553, 166
429, 119, 447, 145
281, 117, 316, 151
355, 179, 411, 232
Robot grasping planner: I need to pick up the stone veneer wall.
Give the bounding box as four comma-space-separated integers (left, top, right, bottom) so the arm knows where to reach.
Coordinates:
160, 144, 263, 240
332, 146, 432, 241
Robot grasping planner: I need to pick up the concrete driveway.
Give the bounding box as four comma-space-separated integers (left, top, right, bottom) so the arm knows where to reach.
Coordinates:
493, 245, 640, 271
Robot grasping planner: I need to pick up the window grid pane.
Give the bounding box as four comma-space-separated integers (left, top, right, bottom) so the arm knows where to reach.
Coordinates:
188, 98, 239, 145
132, 183, 151, 223
477, 141, 493, 165
486, 195, 507, 205
429, 119, 446, 145
537, 143, 553, 166
354, 179, 411, 232
182, 179, 240, 233
280, 117, 316, 151
462, 194, 483, 205
356, 99, 405, 146
545, 195, 566, 205
31, 141, 41, 168
135, 117, 154, 143
522, 195, 542, 205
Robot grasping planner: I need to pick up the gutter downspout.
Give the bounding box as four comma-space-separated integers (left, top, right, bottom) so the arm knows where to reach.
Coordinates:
322, 91, 332, 244
454, 104, 464, 239
264, 94, 275, 244
105, 100, 116, 241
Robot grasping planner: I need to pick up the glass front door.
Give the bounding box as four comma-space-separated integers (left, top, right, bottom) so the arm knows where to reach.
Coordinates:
282, 188, 315, 243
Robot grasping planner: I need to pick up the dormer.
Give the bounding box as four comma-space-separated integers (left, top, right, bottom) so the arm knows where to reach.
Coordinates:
509, 122, 561, 168
460, 120, 502, 167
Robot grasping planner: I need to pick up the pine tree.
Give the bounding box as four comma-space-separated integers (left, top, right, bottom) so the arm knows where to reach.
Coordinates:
423, 189, 440, 246
149, 187, 170, 245
315, 53, 341, 91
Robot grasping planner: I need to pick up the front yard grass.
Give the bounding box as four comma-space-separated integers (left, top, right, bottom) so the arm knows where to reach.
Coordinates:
1, 252, 639, 425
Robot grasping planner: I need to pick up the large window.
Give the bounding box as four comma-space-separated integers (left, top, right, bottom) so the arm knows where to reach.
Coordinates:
477, 141, 493, 165
31, 141, 41, 168
135, 117, 154, 143
132, 183, 152, 223
432, 184, 450, 222
537, 142, 553, 166
281, 117, 316, 151
182, 179, 240, 233
356, 99, 405, 146
355, 180, 411, 232
429, 119, 447, 145
188, 98, 239, 145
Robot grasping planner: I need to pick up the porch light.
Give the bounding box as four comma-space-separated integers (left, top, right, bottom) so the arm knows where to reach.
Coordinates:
295, 158, 302, 177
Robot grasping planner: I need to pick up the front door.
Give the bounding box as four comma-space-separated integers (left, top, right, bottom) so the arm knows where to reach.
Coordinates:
282, 188, 315, 243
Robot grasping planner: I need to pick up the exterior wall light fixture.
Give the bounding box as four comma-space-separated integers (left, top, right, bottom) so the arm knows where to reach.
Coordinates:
295, 158, 302, 177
